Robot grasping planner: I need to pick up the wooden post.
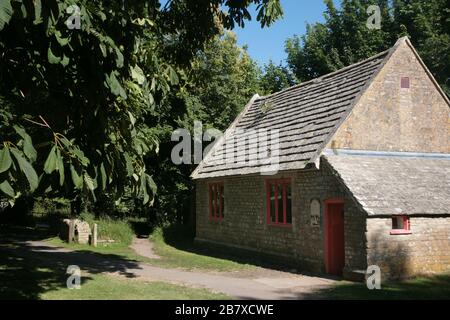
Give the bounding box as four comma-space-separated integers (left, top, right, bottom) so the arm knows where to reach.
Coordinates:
92, 223, 98, 247
68, 220, 75, 243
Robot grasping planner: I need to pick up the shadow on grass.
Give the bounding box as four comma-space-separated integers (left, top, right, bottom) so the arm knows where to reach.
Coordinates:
301, 274, 450, 300
0, 226, 142, 300
160, 224, 321, 275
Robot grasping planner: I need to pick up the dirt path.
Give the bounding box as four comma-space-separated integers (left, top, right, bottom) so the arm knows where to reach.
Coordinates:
130, 237, 161, 260
1, 239, 336, 300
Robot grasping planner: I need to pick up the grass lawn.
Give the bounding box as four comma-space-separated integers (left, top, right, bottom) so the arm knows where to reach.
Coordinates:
147, 227, 252, 272
0, 245, 230, 300
46, 224, 254, 273
46, 237, 151, 263
42, 274, 229, 300
313, 275, 450, 300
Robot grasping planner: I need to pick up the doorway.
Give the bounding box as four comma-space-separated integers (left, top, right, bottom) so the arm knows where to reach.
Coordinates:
325, 199, 345, 276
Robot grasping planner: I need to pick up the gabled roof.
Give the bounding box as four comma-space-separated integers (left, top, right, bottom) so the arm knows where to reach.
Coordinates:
324, 152, 450, 216
191, 37, 433, 180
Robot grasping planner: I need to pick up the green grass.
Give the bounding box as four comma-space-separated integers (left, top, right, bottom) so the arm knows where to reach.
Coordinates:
312, 276, 450, 300
42, 274, 229, 300
46, 222, 254, 273
0, 251, 230, 300
46, 236, 151, 263
148, 227, 252, 272
78, 212, 135, 246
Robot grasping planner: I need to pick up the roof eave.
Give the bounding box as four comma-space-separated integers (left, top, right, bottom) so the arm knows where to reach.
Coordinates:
191, 94, 261, 180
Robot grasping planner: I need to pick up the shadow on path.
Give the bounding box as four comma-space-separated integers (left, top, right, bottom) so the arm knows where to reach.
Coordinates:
0, 227, 142, 300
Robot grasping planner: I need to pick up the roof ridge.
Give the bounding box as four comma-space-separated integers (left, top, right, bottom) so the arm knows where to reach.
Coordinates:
259, 48, 391, 101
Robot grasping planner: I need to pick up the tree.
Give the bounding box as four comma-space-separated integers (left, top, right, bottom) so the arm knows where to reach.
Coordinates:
187, 32, 262, 129
145, 32, 263, 224
259, 60, 297, 94
0, 0, 283, 212
285, 0, 449, 96
393, 0, 450, 95
286, 0, 395, 81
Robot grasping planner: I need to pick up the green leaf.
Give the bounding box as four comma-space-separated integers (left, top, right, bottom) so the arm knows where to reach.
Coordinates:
0, 0, 12, 31
146, 174, 157, 194
10, 149, 38, 192
105, 72, 126, 98
0, 148, 12, 173
140, 175, 149, 205
44, 146, 58, 174
56, 148, 64, 186
14, 125, 37, 162
131, 65, 146, 85
0, 180, 14, 197
55, 31, 69, 46
84, 173, 97, 202
124, 153, 134, 177
61, 55, 70, 67
115, 47, 124, 68
84, 173, 96, 191
48, 46, 61, 64
99, 43, 107, 57
72, 147, 89, 166
165, 65, 179, 85
59, 136, 71, 148
33, 0, 42, 25
100, 162, 107, 190
70, 164, 83, 190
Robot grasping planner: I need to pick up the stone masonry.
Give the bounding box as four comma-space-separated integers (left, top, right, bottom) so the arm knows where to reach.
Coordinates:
195, 161, 368, 275
367, 217, 450, 280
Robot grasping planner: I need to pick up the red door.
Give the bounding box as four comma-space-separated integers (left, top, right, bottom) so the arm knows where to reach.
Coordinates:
325, 201, 345, 276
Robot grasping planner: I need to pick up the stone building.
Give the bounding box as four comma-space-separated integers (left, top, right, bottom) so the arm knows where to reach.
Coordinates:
191, 37, 450, 280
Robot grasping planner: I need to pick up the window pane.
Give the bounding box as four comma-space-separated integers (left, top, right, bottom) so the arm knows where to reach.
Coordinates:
220, 185, 224, 218
278, 183, 283, 223
270, 184, 276, 222
211, 185, 216, 217
393, 216, 404, 229
209, 185, 213, 217
286, 183, 292, 224
216, 185, 221, 218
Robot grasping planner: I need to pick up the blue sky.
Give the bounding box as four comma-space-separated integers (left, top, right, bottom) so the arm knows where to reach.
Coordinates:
234, 1, 332, 66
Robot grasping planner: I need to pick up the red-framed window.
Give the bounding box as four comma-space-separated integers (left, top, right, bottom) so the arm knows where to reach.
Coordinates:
266, 179, 292, 226
209, 182, 224, 220
390, 215, 411, 235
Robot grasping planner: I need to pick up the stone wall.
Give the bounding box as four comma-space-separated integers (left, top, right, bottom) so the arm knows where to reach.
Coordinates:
367, 217, 450, 280
328, 39, 450, 153
195, 161, 368, 274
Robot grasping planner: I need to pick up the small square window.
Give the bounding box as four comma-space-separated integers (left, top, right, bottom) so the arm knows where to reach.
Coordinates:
391, 215, 411, 235
401, 77, 410, 89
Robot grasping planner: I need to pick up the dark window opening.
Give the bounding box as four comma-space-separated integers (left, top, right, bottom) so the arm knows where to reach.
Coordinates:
391, 215, 411, 235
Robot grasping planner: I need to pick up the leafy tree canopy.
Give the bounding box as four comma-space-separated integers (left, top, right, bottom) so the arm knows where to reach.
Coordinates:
0, 0, 283, 209
146, 31, 263, 223
259, 60, 297, 94
286, 0, 450, 96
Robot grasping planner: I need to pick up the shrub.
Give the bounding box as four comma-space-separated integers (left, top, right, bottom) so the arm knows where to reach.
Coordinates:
79, 212, 134, 245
